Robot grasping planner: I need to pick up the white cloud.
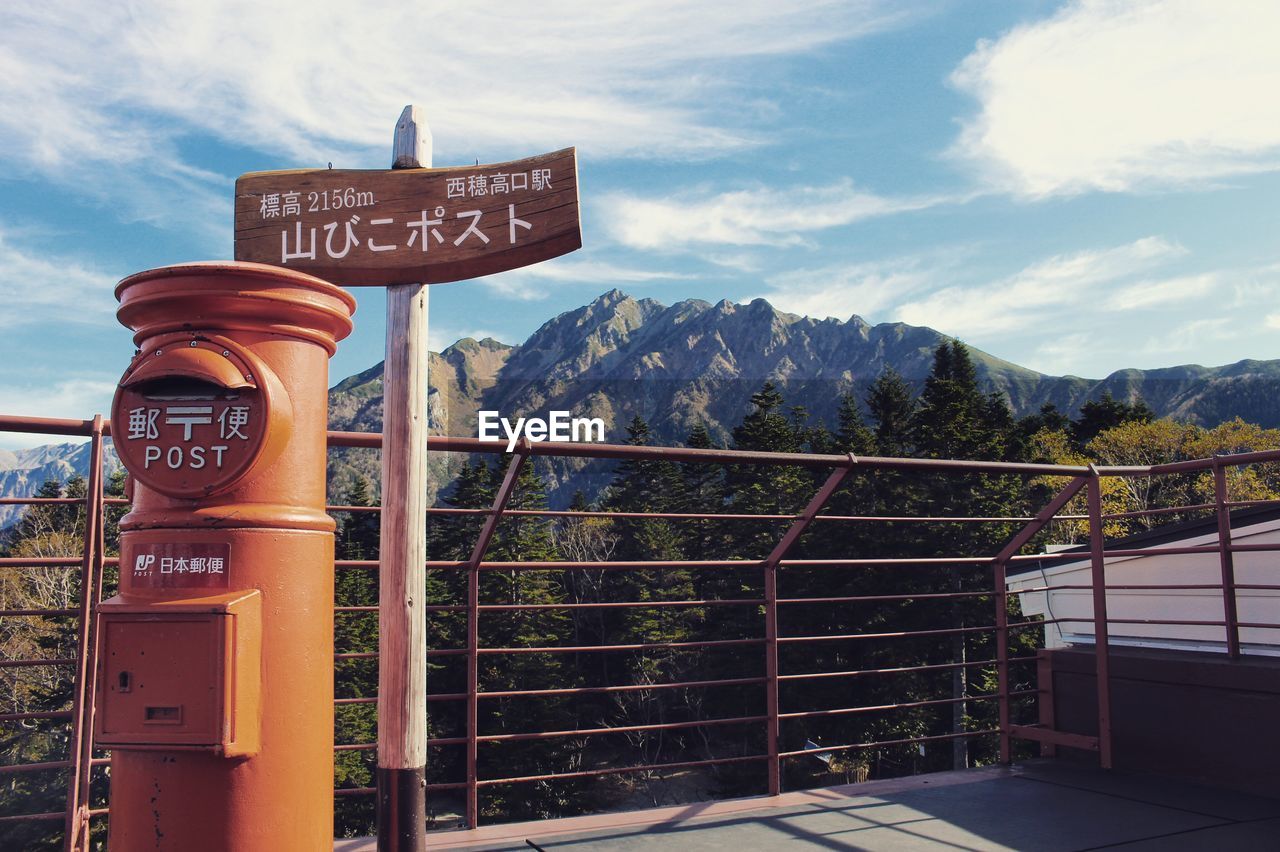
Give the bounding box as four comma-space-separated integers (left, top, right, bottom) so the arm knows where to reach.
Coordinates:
0, 378, 118, 449
752, 258, 934, 319
1142, 317, 1233, 356
0, 2, 902, 213
949, 0, 1280, 196
601, 180, 949, 251
894, 236, 1185, 335
1027, 332, 1096, 376
478, 256, 689, 300
0, 229, 119, 325
1264, 313, 1280, 331
1104, 273, 1217, 311
1227, 262, 1280, 307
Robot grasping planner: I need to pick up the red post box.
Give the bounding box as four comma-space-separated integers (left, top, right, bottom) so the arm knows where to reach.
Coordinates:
98, 262, 355, 850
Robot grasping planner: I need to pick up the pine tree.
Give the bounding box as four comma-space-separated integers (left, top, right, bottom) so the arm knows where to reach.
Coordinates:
725, 383, 812, 557
597, 418, 706, 772
474, 458, 581, 821
866, 370, 916, 457
332, 476, 381, 834
0, 478, 89, 850
907, 341, 1025, 770
1070, 392, 1155, 449
677, 423, 727, 560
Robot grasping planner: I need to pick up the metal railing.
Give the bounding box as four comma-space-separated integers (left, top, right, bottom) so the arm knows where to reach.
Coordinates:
1, 414, 1278, 846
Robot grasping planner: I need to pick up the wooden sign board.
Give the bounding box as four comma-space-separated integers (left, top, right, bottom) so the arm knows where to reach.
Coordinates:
233, 147, 580, 286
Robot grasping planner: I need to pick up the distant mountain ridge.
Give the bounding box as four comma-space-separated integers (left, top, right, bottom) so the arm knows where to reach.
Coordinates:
325, 289, 1280, 505
3, 290, 1276, 518
0, 443, 122, 529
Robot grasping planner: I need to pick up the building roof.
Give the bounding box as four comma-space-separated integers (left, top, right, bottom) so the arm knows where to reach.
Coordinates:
1007, 501, 1280, 577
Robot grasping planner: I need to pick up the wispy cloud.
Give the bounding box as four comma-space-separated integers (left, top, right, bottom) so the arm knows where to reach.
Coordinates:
1028, 332, 1096, 377
1, 1, 905, 234
0, 377, 118, 448
1104, 273, 1217, 311
0, 228, 119, 325
1227, 262, 1280, 308
751, 258, 935, 319
893, 237, 1186, 335
479, 257, 690, 300
949, 0, 1280, 197
1142, 317, 1233, 356
601, 180, 952, 251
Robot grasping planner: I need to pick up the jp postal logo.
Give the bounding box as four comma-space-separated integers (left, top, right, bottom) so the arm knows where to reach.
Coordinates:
112, 335, 279, 498
123, 541, 232, 591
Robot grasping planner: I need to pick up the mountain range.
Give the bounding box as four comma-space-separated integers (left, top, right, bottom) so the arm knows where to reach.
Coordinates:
3, 290, 1278, 516
0, 442, 123, 529
325, 289, 1280, 506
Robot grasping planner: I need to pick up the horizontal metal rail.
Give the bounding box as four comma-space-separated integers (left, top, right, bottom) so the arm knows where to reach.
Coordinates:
328, 503, 1088, 524
0, 658, 76, 668
777, 620, 1055, 643
477, 676, 767, 699
779, 690, 1037, 720
0, 760, 75, 775
477, 637, 765, 655
2, 413, 1274, 475
777, 657, 1038, 682
477, 714, 768, 743
779, 729, 999, 758
476, 754, 769, 787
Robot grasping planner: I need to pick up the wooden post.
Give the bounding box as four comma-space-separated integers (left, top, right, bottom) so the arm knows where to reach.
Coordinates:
378, 105, 432, 852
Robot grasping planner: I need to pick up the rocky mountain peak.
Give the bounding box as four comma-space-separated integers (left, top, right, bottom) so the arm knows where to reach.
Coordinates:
312, 289, 1280, 507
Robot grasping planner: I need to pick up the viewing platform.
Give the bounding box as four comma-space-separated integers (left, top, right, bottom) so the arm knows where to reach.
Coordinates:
334, 761, 1280, 850
2, 414, 1278, 849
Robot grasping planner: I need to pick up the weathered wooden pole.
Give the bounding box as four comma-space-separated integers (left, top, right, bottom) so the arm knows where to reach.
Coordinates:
378, 104, 431, 851
232, 109, 580, 841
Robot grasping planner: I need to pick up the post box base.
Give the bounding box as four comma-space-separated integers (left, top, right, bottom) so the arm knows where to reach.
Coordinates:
106, 528, 334, 852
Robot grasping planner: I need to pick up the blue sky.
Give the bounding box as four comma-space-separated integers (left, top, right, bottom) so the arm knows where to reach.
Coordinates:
1, 0, 1278, 448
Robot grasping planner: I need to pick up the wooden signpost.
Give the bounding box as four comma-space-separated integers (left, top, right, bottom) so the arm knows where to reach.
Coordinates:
233, 106, 581, 852
235, 145, 580, 285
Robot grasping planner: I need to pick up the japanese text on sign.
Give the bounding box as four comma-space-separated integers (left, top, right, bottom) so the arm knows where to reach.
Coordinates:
124, 403, 252, 471
278, 204, 533, 265
132, 554, 226, 576
125, 542, 232, 591
233, 147, 581, 287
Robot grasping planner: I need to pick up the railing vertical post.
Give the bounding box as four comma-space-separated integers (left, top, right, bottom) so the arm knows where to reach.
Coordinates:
466, 550, 479, 826
763, 554, 780, 796
990, 475, 1086, 765
1212, 459, 1241, 659
465, 450, 527, 829
993, 558, 1011, 764
64, 416, 104, 852
1086, 469, 1113, 770
760, 462, 853, 796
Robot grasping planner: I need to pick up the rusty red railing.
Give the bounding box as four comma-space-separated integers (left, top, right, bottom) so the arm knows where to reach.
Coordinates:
1, 413, 1278, 845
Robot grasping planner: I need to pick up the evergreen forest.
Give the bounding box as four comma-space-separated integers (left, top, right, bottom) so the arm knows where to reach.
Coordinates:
4, 341, 1280, 846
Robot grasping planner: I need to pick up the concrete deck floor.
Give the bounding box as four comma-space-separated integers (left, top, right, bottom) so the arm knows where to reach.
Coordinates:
335, 759, 1280, 851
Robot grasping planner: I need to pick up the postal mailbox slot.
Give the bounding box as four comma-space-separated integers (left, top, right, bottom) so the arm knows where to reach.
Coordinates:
95, 590, 261, 757
111, 334, 290, 500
